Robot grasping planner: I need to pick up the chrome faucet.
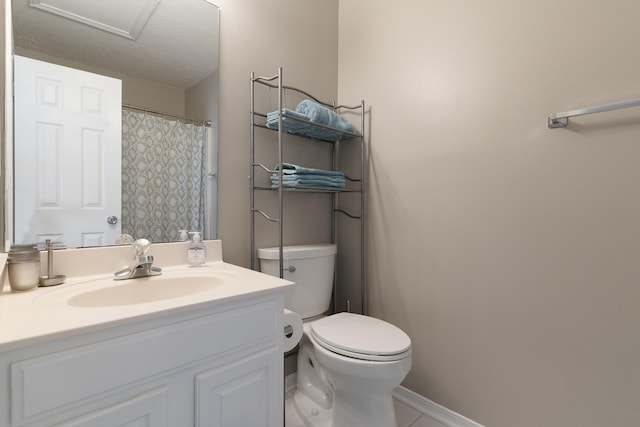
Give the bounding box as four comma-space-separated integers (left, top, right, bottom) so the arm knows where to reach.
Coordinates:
114, 238, 162, 280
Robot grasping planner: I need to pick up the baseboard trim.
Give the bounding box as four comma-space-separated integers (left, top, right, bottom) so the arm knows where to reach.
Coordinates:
393, 386, 485, 427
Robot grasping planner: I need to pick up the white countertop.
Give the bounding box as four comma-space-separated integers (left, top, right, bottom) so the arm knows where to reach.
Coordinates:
0, 241, 293, 351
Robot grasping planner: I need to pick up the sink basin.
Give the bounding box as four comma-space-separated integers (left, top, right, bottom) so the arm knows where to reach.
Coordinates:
67, 274, 223, 308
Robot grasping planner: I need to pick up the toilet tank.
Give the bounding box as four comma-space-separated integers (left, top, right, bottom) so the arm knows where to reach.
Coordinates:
258, 244, 337, 319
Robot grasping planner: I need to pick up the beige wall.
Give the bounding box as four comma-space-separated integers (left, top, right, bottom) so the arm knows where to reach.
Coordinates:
186, 70, 220, 239
216, 0, 340, 266
338, 1, 640, 426
186, 70, 218, 129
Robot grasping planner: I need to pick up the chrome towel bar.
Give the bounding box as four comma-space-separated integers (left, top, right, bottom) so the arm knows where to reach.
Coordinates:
548, 97, 640, 128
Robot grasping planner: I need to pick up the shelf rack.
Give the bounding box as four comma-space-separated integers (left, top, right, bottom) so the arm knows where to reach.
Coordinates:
250, 67, 367, 314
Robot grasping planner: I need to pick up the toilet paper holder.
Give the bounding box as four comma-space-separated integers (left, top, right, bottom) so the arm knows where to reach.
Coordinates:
284, 325, 294, 338
283, 308, 303, 353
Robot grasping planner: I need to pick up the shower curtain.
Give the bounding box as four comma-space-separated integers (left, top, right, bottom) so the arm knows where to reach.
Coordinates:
121, 109, 207, 243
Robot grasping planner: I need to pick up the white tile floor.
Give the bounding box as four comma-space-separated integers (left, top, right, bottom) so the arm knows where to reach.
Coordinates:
285, 389, 448, 427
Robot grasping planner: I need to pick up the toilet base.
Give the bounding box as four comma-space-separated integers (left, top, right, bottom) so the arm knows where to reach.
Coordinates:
329, 385, 397, 427
291, 386, 398, 427
292, 389, 332, 427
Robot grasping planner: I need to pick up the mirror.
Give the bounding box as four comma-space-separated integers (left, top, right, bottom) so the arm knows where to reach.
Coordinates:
10, 0, 219, 248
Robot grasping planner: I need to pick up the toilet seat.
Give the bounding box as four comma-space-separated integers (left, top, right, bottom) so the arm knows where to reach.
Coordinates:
310, 312, 411, 362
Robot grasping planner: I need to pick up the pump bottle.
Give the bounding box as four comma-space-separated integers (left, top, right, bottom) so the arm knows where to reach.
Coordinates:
187, 232, 207, 267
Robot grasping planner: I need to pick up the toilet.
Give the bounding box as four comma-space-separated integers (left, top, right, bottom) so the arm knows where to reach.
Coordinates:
258, 244, 412, 427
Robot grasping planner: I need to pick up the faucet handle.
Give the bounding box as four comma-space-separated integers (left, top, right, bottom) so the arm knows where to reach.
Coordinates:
132, 238, 152, 257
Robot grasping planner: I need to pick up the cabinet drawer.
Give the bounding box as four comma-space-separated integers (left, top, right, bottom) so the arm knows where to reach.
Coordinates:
11, 299, 279, 425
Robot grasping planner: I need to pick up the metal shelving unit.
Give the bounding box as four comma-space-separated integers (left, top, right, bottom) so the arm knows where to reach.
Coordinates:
250, 67, 367, 314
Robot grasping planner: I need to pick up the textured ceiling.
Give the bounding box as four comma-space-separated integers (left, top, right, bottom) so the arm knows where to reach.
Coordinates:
12, 0, 219, 89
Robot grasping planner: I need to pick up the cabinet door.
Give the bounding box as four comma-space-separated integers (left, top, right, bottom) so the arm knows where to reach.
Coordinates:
55, 387, 168, 427
195, 349, 282, 427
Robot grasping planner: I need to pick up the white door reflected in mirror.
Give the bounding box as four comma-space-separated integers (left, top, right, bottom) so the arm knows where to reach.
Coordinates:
14, 56, 122, 247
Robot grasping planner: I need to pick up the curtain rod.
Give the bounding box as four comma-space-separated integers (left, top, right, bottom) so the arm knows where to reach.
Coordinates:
122, 104, 212, 127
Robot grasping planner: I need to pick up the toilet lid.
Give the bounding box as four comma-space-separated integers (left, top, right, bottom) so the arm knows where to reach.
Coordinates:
310, 313, 411, 361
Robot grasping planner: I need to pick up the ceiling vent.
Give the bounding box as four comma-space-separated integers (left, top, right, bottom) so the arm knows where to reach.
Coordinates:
28, 0, 160, 40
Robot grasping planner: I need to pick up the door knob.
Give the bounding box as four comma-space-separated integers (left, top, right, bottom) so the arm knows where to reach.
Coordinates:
107, 215, 118, 225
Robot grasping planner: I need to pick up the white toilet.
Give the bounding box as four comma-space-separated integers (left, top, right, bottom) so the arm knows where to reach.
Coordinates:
258, 244, 412, 427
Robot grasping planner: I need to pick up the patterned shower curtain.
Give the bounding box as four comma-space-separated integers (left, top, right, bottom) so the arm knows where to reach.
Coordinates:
121, 109, 207, 243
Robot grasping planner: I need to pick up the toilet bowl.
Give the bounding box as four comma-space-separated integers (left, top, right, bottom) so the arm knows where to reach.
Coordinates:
296, 313, 411, 427
258, 244, 412, 427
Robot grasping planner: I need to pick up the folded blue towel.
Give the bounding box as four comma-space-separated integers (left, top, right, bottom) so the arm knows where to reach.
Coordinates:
270, 178, 345, 189
271, 162, 346, 188
298, 126, 351, 142
274, 163, 344, 178
280, 174, 345, 183
265, 101, 357, 142
266, 109, 313, 134
271, 174, 345, 185
295, 100, 356, 135
267, 109, 306, 122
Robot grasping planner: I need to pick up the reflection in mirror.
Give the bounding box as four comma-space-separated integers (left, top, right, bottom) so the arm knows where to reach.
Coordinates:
10, 0, 219, 248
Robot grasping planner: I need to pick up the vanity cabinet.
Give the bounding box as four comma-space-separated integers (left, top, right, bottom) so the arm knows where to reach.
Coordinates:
0, 293, 284, 427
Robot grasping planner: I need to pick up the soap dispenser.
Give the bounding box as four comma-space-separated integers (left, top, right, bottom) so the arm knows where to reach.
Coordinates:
187, 232, 207, 267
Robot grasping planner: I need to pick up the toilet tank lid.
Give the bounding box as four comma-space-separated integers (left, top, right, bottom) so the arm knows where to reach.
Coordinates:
257, 244, 337, 260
